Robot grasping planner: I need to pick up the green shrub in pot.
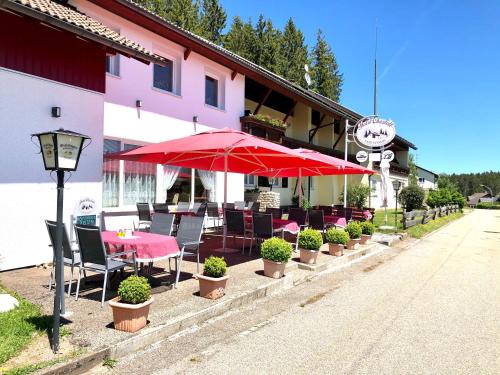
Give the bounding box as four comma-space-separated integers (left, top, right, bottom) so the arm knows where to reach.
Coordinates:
117, 276, 151, 305
360, 221, 375, 236
261, 237, 293, 263
203, 256, 227, 278
325, 228, 349, 245
298, 229, 323, 250
346, 221, 362, 240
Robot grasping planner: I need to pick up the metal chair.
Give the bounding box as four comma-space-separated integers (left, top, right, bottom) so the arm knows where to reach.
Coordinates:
149, 213, 175, 236
224, 209, 250, 253
174, 216, 205, 287
318, 205, 333, 216
250, 201, 261, 212
152, 203, 169, 214
191, 202, 201, 213
344, 208, 353, 222
248, 213, 275, 256
194, 202, 207, 217
74, 225, 137, 306
287, 208, 308, 252
266, 207, 283, 219
206, 202, 222, 231
234, 201, 246, 210
308, 209, 331, 235
45, 220, 81, 297
136, 203, 152, 230
177, 201, 190, 212
224, 203, 235, 210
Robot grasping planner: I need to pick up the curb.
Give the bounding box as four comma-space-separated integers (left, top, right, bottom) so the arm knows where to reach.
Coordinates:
39, 242, 385, 374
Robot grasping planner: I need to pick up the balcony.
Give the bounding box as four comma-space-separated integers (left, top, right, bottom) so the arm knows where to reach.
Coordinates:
240, 115, 287, 143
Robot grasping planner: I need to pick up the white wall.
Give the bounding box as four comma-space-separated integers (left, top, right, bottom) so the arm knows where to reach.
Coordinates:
0, 68, 104, 270
417, 167, 438, 190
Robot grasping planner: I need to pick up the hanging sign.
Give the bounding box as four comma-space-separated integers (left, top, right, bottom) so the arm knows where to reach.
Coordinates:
354, 115, 396, 149
356, 151, 368, 163
382, 150, 395, 162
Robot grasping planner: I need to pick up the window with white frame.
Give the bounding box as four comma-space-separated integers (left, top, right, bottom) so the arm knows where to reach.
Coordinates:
244, 174, 255, 186
153, 60, 174, 92
205, 75, 218, 107
106, 54, 120, 77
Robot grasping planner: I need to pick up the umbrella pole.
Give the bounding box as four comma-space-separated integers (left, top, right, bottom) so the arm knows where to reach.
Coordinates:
223, 153, 228, 208
298, 169, 302, 208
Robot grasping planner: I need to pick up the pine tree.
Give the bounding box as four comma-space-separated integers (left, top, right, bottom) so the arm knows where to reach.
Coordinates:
223, 16, 257, 61
278, 18, 308, 87
133, 0, 170, 18
199, 0, 227, 44
165, 0, 201, 33
311, 29, 343, 102
253, 16, 283, 73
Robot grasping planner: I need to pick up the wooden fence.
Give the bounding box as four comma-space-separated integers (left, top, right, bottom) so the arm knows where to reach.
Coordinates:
402, 205, 460, 229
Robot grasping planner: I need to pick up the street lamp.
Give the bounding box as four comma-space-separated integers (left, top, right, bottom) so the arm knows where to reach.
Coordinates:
31, 128, 90, 353
392, 180, 402, 231
480, 184, 493, 198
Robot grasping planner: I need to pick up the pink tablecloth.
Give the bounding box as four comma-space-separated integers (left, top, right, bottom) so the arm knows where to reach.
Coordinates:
244, 217, 300, 234
102, 231, 180, 262
324, 216, 347, 227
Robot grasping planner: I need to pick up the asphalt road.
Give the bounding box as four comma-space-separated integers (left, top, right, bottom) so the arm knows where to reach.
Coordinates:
91, 209, 500, 374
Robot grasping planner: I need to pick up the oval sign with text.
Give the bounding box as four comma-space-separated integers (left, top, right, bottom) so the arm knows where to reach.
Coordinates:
354, 116, 396, 148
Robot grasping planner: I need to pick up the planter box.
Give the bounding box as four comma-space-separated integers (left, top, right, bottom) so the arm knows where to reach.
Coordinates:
328, 243, 344, 256
347, 238, 361, 250
196, 274, 230, 300
299, 248, 319, 264
262, 259, 287, 279
109, 296, 154, 333
360, 234, 372, 245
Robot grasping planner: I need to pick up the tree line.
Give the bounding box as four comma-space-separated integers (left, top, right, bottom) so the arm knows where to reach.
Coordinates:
134, 0, 343, 101
439, 171, 500, 198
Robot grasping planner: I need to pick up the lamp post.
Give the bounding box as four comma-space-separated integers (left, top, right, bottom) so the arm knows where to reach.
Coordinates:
32, 129, 90, 353
392, 180, 402, 232
480, 184, 493, 198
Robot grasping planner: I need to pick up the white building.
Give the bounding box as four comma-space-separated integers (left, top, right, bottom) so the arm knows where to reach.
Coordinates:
417, 165, 439, 190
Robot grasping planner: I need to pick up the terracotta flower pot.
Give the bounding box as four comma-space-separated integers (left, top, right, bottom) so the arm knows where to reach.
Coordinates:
299, 248, 319, 264
109, 296, 154, 333
347, 238, 361, 250
360, 234, 372, 245
262, 259, 287, 278
328, 243, 344, 256
196, 274, 230, 300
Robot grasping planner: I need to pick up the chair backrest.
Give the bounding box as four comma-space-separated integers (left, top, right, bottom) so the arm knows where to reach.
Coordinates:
191, 202, 201, 213
225, 209, 245, 236
247, 201, 254, 210
265, 207, 283, 219
251, 201, 261, 212
206, 202, 220, 218
288, 208, 308, 227
318, 205, 333, 216
152, 203, 169, 214
45, 220, 74, 260
150, 213, 174, 236
344, 208, 353, 221
74, 225, 107, 266
194, 202, 207, 217
177, 201, 190, 212
225, 203, 235, 210
136, 203, 151, 221
234, 201, 246, 210
176, 216, 204, 247
252, 212, 273, 239
308, 209, 325, 230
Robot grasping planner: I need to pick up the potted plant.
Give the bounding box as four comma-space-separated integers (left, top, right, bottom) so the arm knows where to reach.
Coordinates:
360, 221, 375, 244
345, 221, 362, 250
196, 256, 229, 300
325, 228, 349, 256
297, 229, 323, 264
109, 275, 153, 333
260, 237, 293, 278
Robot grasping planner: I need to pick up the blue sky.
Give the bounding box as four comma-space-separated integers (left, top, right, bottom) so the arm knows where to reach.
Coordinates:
220, 0, 500, 174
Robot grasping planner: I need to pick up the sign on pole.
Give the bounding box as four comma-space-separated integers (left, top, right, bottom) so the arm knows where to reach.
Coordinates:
382, 150, 395, 162
356, 150, 368, 163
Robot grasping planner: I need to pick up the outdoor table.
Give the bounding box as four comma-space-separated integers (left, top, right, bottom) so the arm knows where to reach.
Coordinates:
102, 231, 180, 263
324, 216, 347, 228
244, 217, 300, 234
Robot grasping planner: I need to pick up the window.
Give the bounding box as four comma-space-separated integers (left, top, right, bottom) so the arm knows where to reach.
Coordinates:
205, 76, 218, 107
244, 175, 255, 186
418, 177, 425, 184
106, 54, 120, 76
103, 139, 121, 207
153, 61, 173, 92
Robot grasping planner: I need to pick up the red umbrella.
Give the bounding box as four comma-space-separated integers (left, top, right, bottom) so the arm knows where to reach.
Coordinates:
108, 128, 337, 205
253, 148, 374, 207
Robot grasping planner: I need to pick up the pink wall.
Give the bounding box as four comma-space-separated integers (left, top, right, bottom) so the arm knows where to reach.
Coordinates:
73, 0, 245, 131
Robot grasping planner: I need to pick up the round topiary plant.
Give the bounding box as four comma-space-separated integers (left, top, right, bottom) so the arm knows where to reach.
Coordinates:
260, 237, 293, 263
298, 229, 323, 250
360, 221, 375, 235
118, 275, 151, 304
346, 221, 362, 239
325, 228, 349, 245
203, 256, 227, 278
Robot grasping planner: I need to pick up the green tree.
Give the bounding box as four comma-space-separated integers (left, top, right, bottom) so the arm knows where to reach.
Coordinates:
133, 0, 169, 17
311, 29, 343, 101
408, 153, 418, 186
223, 16, 257, 61
253, 15, 283, 73
165, 0, 201, 32
199, 0, 226, 44
278, 18, 309, 87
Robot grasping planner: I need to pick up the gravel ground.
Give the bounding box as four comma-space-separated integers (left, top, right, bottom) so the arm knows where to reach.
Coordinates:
89, 209, 499, 374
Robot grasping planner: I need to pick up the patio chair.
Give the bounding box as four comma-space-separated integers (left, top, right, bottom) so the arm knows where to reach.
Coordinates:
318, 205, 333, 216
45, 220, 81, 297
224, 209, 251, 254
206, 202, 222, 231
234, 201, 246, 210
248, 213, 275, 256
250, 201, 260, 212
266, 207, 283, 219
287, 208, 308, 252
136, 203, 152, 230
174, 216, 205, 287
74, 224, 137, 306
191, 202, 201, 213
308, 209, 332, 235
225, 202, 235, 210
149, 213, 175, 236
152, 203, 169, 214
177, 201, 190, 212
194, 202, 207, 217
344, 208, 353, 222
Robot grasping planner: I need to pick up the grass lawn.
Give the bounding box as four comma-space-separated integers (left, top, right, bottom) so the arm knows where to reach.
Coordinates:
372, 208, 404, 231
0, 283, 51, 366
